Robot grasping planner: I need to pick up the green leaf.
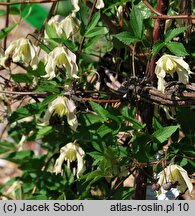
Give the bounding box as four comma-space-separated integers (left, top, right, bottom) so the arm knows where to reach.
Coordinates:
121, 106, 144, 130
152, 125, 179, 143
85, 27, 108, 38
0, 23, 17, 40
84, 35, 102, 53
26, 195, 48, 200
164, 27, 186, 43
166, 42, 189, 56
86, 11, 100, 34
152, 41, 165, 56
35, 126, 52, 139
97, 124, 113, 138
137, 1, 151, 19
130, 5, 143, 39
20, 4, 48, 30
3, 150, 34, 163
53, 38, 78, 52
11, 73, 33, 83
113, 31, 140, 45
90, 102, 119, 122
0, 141, 16, 154
9, 103, 42, 123
82, 113, 105, 126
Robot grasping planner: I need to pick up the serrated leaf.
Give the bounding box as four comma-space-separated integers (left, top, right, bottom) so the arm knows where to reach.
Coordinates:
35, 126, 52, 139
166, 42, 189, 56
164, 27, 186, 43
0, 23, 17, 40
130, 5, 143, 39
152, 41, 165, 56
97, 124, 113, 138
152, 125, 179, 143
113, 31, 140, 45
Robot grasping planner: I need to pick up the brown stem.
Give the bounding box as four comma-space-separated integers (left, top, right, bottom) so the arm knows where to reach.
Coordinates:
135, 0, 169, 200
134, 168, 147, 200
4, 0, 10, 50
0, 0, 62, 5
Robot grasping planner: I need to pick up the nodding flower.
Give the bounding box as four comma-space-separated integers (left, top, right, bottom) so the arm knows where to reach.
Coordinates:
42, 46, 79, 80
43, 96, 78, 131
155, 54, 192, 93
53, 142, 85, 178
0, 38, 38, 70
156, 164, 193, 199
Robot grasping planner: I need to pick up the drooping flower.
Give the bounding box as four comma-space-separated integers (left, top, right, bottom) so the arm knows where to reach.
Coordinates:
155, 54, 192, 93
44, 15, 62, 38
94, 0, 104, 9
53, 142, 85, 178
43, 46, 78, 80
43, 96, 78, 131
0, 38, 38, 70
45, 14, 80, 40
60, 14, 80, 39
156, 164, 193, 200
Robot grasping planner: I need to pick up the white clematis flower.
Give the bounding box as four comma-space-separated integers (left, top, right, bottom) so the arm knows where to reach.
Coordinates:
155, 54, 192, 93
0, 38, 38, 70
156, 164, 193, 200
45, 14, 80, 39
43, 46, 78, 80
44, 15, 62, 38
43, 96, 78, 131
60, 14, 81, 39
95, 0, 104, 9
54, 142, 85, 178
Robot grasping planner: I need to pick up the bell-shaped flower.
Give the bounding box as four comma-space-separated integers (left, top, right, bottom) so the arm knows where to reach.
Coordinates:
156, 164, 193, 199
60, 14, 80, 39
44, 15, 62, 38
43, 96, 78, 131
155, 54, 192, 93
53, 142, 85, 178
43, 46, 78, 80
94, 0, 104, 9
45, 14, 80, 40
0, 38, 38, 70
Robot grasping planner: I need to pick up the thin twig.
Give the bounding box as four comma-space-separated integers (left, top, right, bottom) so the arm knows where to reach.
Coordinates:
0, 0, 62, 5
151, 15, 195, 20
0, 90, 50, 95
142, 0, 195, 19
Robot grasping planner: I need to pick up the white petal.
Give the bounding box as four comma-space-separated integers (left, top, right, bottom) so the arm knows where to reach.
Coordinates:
53, 152, 66, 174
95, 0, 104, 9
71, 0, 80, 15
174, 165, 193, 195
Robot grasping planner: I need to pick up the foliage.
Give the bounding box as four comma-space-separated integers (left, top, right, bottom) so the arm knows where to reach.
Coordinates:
0, 0, 194, 200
